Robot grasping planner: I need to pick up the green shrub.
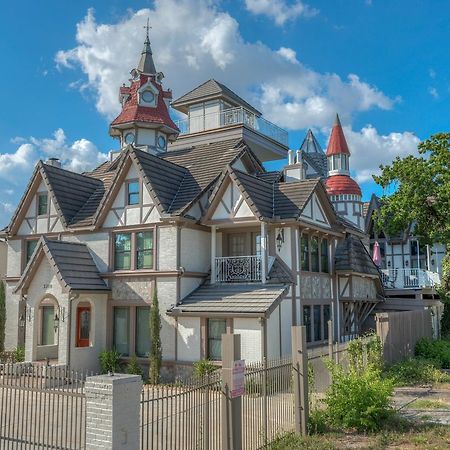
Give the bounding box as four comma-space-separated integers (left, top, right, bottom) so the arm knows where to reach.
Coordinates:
308, 409, 328, 435
13, 345, 25, 363
126, 354, 144, 378
324, 361, 394, 432
99, 349, 122, 374
192, 359, 218, 379
385, 357, 450, 386
415, 338, 450, 368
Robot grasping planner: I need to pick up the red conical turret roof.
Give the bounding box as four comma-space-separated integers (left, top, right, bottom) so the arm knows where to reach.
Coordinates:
326, 114, 350, 156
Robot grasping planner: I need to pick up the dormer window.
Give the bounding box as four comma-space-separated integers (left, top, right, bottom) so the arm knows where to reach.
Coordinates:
124, 132, 135, 145
37, 193, 48, 216
157, 135, 166, 150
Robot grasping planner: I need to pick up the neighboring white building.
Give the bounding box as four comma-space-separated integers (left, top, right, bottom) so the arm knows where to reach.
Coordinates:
2, 32, 386, 376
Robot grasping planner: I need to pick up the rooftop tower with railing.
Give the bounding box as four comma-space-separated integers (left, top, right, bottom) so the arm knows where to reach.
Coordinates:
170, 79, 288, 162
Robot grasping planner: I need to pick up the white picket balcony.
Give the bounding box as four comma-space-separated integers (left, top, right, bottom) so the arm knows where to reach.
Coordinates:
214, 256, 275, 283
381, 268, 440, 290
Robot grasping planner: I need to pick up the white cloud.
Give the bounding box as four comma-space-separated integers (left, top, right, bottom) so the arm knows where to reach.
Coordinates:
55, 1, 396, 131
0, 144, 37, 182
245, 0, 318, 25
342, 124, 420, 184
428, 86, 439, 99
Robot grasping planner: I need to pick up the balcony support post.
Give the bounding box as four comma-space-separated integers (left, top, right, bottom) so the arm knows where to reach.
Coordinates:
211, 225, 217, 284
261, 221, 268, 284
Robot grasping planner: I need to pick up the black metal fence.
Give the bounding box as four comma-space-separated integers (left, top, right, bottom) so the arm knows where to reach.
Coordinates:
0, 364, 88, 450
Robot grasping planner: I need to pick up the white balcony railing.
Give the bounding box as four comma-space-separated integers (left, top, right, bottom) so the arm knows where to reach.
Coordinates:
175, 106, 289, 147
215, 256, 262, 283
381, 268, 440, 290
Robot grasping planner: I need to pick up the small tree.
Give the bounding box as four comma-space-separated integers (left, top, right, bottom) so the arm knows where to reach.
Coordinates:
149, 288, 162, 384
374, 133, 450, 335
0, 280, 5, 353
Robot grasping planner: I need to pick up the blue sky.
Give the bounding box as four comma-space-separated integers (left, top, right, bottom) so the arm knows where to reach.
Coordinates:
1, 0, 449, 228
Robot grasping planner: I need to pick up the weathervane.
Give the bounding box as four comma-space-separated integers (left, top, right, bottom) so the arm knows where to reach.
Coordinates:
144, 18, 152, 38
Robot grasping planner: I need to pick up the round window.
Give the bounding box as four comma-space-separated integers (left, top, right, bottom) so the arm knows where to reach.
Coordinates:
124, 132, 135, 145
157, 135, 166, 149
142, 90, 155, 103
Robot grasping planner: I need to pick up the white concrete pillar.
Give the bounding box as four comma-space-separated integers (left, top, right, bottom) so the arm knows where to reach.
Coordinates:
211, 226, 217, 284
85, 374, 142, 450
261, 222, 268, 284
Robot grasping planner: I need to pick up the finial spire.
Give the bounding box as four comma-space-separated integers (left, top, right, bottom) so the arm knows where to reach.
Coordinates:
137, 18, 156, 74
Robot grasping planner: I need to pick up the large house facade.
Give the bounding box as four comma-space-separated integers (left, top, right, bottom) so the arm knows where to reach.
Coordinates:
2, 33, 386, 376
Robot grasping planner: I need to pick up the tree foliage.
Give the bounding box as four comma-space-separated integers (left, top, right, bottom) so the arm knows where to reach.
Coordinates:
149, 288, 162, 384
0, 281, 5, 353
374, 133, 450, 334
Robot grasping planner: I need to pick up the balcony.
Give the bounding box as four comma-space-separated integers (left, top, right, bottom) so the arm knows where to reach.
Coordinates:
175, 106, 289, 148
381, 268, 440, 290
214, 256, 275, 283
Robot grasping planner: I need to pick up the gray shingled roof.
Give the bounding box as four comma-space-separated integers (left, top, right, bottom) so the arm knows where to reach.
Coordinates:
298, 130, 328, 178
274, 179, 320, 219
15, 237, 109, 293
255, 171, 282, 184
169, 283, 289, 316
172, 79, 261, 115
335, 234, 380, 277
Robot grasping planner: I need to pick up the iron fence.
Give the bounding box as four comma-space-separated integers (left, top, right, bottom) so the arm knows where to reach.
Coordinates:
242, 357, 295, 450
0, 363, 88, 450
140, 372, 222, 450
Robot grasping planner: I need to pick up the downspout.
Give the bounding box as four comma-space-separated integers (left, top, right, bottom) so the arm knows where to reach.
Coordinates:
67, 293, 79, 369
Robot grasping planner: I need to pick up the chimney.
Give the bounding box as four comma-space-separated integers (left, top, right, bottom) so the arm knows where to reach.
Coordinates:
287, 149, 295, 165
284, 150, 305, 183
46, 158, 61, 169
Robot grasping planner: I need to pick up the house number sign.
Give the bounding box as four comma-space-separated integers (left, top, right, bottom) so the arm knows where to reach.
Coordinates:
43, 284, 52, 289
231, 359, 245, 398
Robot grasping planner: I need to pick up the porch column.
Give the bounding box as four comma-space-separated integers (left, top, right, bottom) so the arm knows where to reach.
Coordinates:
261, 222, 268, 284
211, 225, 217, 284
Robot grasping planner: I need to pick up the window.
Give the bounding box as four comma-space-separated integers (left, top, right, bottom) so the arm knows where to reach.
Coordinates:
38, 193, 48, 216
323, 305, 331, 340
136, 232, 153, 269
314, 305, 322, 341
26, 240, 38, 263
142, 90, 155, 103
321, 239, 329, 273
207, 319, 226, 361
124, 132, 135, 145
303, 306, 311, 343
157, 135, 166, 150
41, 305, 55, 346
311, 237, 319, 272
300, 235, 310, 271
136, 307, 151, 357
114, 233, 132, 270
127, 181, 140, 205
113, 307, 130, 356
114, 231, 155, 271
76, 307, 91, 348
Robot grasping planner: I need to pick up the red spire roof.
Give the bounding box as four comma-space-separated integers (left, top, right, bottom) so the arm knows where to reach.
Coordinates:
325, 175, 361, 196
326, 114, 350, 157
110, 74, 178, 134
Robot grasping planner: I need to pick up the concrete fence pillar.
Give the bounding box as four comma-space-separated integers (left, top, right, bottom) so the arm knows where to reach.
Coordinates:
221, 333, 242, 450
85, 374, 142, 450
292, 326, 309, 435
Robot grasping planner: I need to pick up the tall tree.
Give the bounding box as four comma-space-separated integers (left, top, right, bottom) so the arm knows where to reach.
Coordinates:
149, 287, 162, 384
0, 280, 5, 352
374, 132, 450, 335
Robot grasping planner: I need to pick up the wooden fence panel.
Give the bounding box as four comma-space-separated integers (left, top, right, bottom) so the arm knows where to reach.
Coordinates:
376, 310, 433, 364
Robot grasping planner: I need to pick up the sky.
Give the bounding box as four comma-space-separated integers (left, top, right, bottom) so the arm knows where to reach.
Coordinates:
1, 0, 449, 229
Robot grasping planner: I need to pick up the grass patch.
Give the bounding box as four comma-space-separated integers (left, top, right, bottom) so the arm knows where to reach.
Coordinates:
409, 398, 450, 410
269, 420, 450, 449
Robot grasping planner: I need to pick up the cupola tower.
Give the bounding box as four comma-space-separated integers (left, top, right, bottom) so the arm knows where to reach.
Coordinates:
325, 114, 363, 229
109, 22, 179, 153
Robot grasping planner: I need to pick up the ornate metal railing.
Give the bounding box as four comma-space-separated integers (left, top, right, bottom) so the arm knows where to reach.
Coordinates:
175, 106, 289, 147
381, 268, 440, 290
215, 256, 262, 282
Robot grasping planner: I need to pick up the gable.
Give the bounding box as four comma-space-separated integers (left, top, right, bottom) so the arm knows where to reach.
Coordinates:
300, 192, 331, 228
15, 173, 65, 236
209, 179, 255, 221
103, 161, 160, 228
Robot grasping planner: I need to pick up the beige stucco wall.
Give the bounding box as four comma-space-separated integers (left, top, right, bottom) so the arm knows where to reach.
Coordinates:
0, 240, 7, 279
177, 316, 201, 362
180, 228, 210, 273
234, 318, 262, 362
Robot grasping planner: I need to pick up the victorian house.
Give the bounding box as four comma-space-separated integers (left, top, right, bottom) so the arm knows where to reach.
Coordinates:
1, 32, 383, 375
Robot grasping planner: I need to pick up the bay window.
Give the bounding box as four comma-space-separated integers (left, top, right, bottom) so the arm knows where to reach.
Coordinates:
311, 237, 319, 272
321, 239, 329, 273
300, 235, 310, 271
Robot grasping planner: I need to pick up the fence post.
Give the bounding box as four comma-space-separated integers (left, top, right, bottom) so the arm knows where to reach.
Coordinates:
85, 373, 142, 450
292, 326, 309, 435
221, 333, 242, 450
